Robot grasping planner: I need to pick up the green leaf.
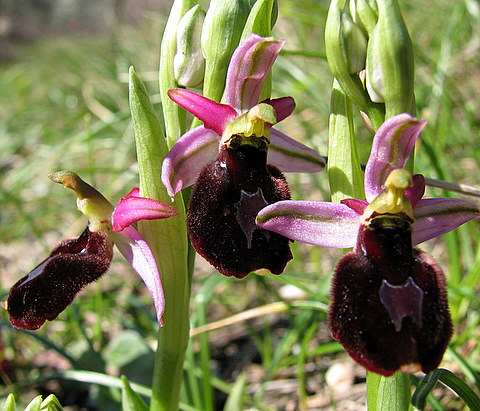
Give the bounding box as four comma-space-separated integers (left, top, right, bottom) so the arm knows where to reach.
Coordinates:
121, 376, 149, 411
411, 369, 480, 411
241, 0, 274, 39
1, 394, 16, 411
104, 330, 152, 370
223, 374, 247, 411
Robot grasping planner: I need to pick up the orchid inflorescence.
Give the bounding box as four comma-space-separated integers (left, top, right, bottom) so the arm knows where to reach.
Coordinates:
3, 27, 479, 385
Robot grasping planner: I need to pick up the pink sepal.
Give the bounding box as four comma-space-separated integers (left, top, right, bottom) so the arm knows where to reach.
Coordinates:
112, 188, 179, 232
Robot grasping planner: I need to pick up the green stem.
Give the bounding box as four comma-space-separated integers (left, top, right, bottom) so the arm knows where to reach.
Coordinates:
328, 79, 364, 202
129, 68, 191, 411
367, 371, 411, 410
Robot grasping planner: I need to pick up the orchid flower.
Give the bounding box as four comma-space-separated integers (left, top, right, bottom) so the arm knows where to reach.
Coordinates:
161, 33, 325, 199
257, 113, 480, 376
161, 34, 325, 278
5, 171, 178, 330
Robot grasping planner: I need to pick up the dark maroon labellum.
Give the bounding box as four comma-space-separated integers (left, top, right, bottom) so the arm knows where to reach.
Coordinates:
328, 214, 453, 376
6, 227, 113, 330
187, 141, 292, 278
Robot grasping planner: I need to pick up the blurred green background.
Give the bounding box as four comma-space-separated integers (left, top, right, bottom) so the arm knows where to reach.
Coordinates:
0, 0, 479, 409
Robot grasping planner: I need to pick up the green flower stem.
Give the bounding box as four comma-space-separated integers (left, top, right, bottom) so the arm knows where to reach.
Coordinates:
129, 67, 191, 411
328, 79, 364, 202
367, 371, 411, 410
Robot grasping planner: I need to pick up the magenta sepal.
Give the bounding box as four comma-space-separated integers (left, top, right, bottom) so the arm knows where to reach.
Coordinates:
112, 227, 166, 326
112, 187, 179, 232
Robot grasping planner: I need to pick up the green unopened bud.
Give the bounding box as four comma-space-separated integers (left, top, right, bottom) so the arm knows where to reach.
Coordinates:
349, 0, 378, 36
174, 5, 206, 87
40, 394, 64, 409
325, 0, 371, 113
365, 0, 415, 117
341, 13, 368, 74
201, 0, 251, 102
159, 0, 196, 145
241, 0, 277, 39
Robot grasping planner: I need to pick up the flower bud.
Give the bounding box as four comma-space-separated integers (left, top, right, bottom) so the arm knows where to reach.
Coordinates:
365, 0, 415, 117
325, 0, 371, 113
349, 0, 378, 36
341, 13, 368, 74
174, 5, 206, 87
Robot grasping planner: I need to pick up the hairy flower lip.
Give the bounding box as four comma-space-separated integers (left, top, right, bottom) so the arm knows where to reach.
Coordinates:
187, 144, 292, 278
6, 228, 113, 330
329, 211, 453, 376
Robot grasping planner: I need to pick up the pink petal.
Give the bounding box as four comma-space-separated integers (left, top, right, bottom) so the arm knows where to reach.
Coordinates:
112, 188, 179, 232
262, 97, 296, 123
111, 228, 165, 326
225, 34, 284, 111
405, 174, 425, 207
268, 128, 326, 172
256, 200, 361, 248
412, 198, 480, 245
365, 114, 427, 202
168, 88, 236, 135
161, 126, 220, 197
341, 199, 369, 215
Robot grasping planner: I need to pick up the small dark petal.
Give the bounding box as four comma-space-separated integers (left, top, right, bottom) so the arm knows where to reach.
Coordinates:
188, 143, 292, 278
7, 227, 113, 330
328, 215, 452, 376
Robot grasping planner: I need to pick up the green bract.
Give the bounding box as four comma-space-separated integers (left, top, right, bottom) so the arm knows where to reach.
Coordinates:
365, 0, 415, 117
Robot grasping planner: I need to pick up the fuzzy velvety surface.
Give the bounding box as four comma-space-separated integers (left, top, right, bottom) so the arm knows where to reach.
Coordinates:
188, 144, 292, 278
328, 215, 452, 376
7, 227, 113, 330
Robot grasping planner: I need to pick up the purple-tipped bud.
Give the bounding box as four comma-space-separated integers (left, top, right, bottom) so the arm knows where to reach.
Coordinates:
6, 227, 113, 330
328, 213, 452, 376
187, 138, 292, 278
